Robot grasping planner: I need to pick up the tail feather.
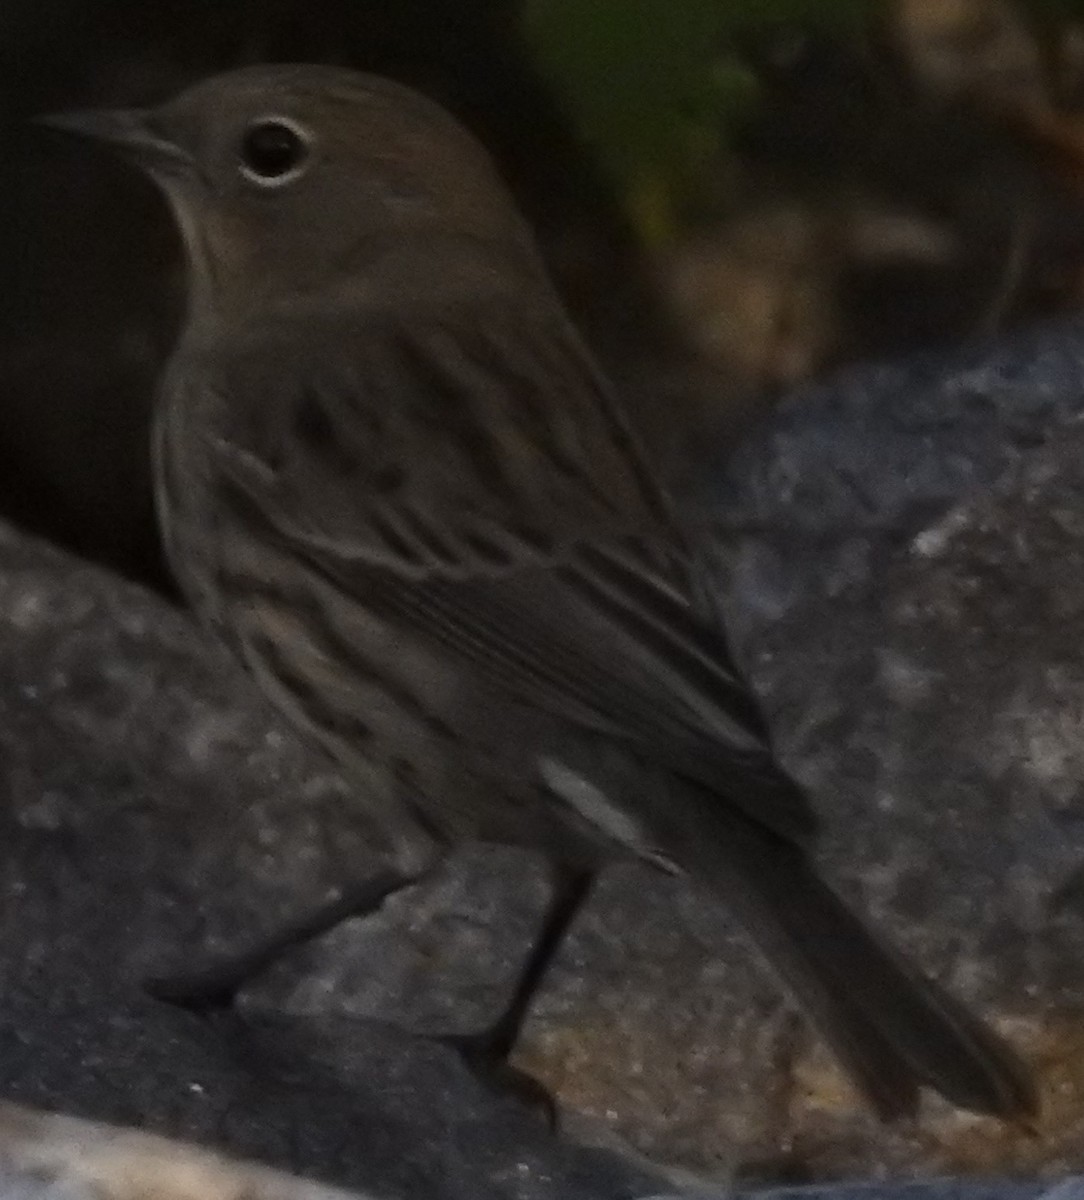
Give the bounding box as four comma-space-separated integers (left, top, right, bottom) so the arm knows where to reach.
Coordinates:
677, 799, 1037, 1120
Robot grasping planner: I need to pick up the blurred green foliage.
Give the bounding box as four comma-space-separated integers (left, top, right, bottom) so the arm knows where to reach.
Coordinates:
522, 0, 874, 243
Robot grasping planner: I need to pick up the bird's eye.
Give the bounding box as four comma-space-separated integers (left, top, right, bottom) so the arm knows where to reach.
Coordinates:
238, 117, 310, 186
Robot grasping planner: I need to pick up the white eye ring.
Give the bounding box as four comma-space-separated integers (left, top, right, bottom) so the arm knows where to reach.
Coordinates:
237, 114, 312, 188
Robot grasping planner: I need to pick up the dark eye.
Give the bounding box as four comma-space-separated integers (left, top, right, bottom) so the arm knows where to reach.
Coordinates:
238, 118, 310, 185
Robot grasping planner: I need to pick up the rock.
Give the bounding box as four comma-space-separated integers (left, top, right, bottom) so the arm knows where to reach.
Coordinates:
0, 1100, 377, 1200
5, 317, 1084, 1189
246, 845, 552, 1038
0, 523, 661, 1200
516, 317, 1084, 1178
737, 1184, 1081, 1200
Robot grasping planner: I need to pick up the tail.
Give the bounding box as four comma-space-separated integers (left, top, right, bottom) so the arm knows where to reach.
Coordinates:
675, 799, 1037, 1120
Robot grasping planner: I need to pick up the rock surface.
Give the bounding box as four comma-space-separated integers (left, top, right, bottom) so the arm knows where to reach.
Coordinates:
0, 527, 659, 1200
5, 317, 1084, 1192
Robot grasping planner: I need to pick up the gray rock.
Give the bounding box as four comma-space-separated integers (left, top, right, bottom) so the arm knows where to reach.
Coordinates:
511, 322, 1084, 1178
247, 845, 552, 1037
0, 1166, 95, 1200
0, 523, 660, 1200
6, 316, 1084, 1189
734, 1184, 1074, 1200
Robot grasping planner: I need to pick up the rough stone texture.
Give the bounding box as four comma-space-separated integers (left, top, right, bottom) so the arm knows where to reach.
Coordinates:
0, 1100, 380, 1200
6, 317, 1084, 1193
0, 526, 660, 1200
516, 318, 1084, 1179
736, 1186, 1084, 1200
249, 845, 552, 1036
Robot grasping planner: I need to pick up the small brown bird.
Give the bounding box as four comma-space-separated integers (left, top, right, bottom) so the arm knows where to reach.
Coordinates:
48, 64, 1035, 1121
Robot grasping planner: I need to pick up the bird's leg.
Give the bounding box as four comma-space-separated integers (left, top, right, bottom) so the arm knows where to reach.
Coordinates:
146, 859, 594, 1122
444, 867, 594, 1115
144, 866, 420, 1010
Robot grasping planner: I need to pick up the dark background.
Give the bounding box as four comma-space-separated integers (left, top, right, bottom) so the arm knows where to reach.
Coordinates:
10, 0, 1084, 591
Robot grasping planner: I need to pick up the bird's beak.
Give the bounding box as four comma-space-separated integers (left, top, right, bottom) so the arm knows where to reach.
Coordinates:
37, 107, 191, 174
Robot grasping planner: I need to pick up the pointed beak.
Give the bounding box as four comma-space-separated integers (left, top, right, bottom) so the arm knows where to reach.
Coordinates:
37, 107, 191, 174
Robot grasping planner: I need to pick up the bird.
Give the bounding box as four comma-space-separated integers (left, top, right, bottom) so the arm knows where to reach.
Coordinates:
44, 63, 1036, 1123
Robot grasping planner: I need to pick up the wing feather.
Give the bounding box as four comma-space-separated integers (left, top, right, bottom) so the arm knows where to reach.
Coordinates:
189, 301, 816, 843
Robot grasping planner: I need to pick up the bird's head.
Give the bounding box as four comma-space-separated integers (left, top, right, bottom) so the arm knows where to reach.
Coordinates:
45, 64, 546, 321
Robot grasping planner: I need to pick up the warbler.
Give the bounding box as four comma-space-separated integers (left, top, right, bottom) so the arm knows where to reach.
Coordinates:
47, 64, 1036, 1121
